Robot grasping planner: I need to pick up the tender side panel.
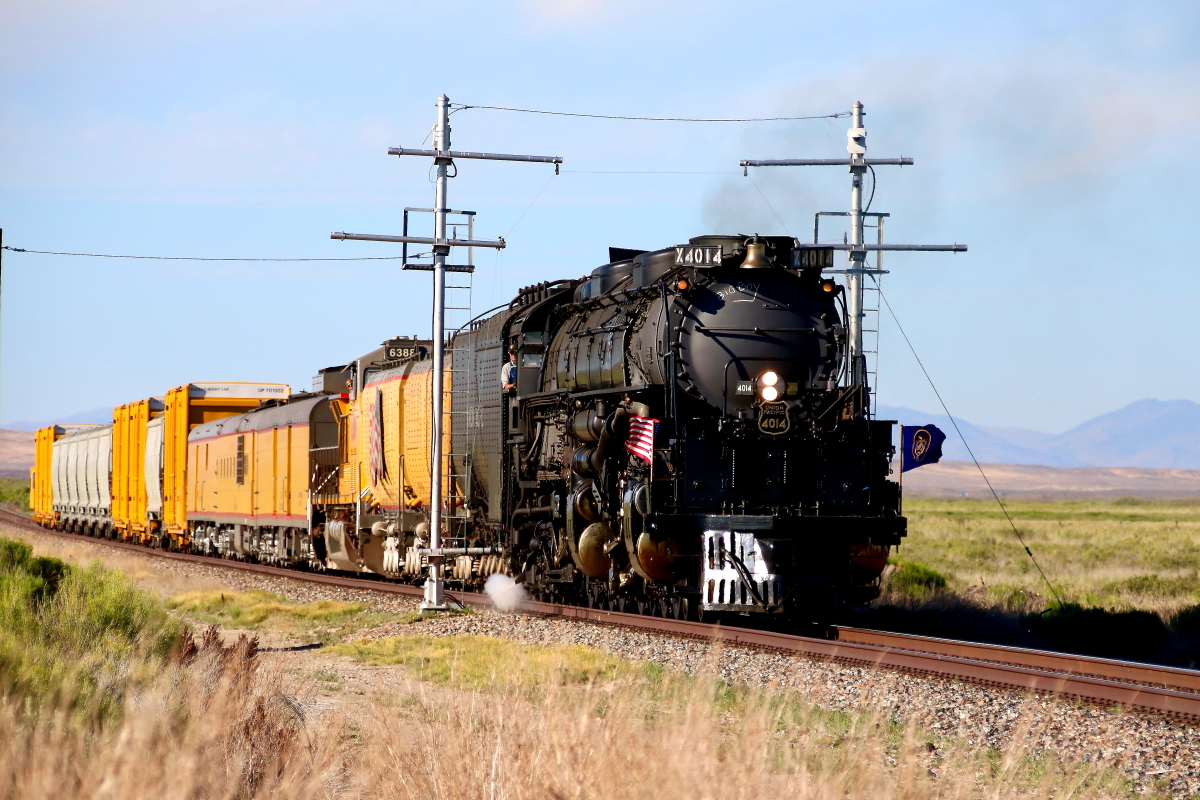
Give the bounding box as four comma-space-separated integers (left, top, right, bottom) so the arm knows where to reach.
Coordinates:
454, 313, 507, 521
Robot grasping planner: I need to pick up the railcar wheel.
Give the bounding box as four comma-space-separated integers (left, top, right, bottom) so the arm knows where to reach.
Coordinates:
671, 597, 689, 621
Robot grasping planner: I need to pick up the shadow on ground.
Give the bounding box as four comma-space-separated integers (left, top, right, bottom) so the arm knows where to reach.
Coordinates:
848, 598, 1200, 669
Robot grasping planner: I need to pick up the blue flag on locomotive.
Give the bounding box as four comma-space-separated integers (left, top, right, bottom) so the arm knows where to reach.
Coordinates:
900, 424, 946, 472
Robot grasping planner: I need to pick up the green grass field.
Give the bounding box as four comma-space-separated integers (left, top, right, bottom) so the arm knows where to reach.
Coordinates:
0, 478, 30, 513
896, 497, 1200, 615
871, 497, 1200, 664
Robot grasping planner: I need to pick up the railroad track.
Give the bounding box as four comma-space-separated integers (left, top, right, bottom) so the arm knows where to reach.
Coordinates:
4, 507, 1198, 721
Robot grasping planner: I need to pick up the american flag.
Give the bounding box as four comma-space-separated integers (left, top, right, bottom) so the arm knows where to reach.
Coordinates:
625, 415, 659, 464
368, 387, 387, 486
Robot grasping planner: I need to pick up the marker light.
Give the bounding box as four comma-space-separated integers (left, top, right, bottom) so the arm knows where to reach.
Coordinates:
760, 371, 780, 387
822, 279, 836, 293
760, 385, 780, 402
676, 279, 689, 291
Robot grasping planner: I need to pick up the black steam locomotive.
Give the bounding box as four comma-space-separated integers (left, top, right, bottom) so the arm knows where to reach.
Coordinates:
454, 233, 903, 623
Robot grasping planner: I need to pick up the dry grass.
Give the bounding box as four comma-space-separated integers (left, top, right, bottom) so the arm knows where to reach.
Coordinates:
0, 531, 1154, 799
0, 629, 1142, 800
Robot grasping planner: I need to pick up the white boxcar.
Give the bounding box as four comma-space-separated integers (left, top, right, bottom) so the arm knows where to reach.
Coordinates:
51, 424, 114, 535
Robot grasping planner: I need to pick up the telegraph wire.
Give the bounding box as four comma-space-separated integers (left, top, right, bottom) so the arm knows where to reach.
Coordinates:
747, 175, 794, 237
871, 275, 1067, 608
2, 246, 409, 262
564, 170, 741, 175
505, 174, 557, 238
452, 103, 849, 123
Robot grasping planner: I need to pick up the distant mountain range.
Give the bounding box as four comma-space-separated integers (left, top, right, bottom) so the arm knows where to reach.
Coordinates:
877, 399, 1200, 469
4, 398, 1199, 469
2, 407, 114, 432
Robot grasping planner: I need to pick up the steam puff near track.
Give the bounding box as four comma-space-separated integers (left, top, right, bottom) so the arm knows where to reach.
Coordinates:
484, 574, 529, 612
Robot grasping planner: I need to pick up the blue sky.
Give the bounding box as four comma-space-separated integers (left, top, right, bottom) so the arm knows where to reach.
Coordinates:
2, 0, 1198, 432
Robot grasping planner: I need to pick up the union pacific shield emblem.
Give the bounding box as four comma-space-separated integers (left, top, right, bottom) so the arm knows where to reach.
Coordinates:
758, 402, 790, 435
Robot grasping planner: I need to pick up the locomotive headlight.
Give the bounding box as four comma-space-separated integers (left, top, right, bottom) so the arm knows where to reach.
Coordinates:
758, 371, 781, 402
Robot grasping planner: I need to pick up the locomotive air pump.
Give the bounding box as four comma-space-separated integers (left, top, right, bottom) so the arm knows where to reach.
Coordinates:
740, 101, 967, 393
331, 94, 562, 610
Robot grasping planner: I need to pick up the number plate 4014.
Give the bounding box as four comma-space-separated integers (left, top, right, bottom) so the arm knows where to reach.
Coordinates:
675, 245, 723, 267
758, 402, 791, 435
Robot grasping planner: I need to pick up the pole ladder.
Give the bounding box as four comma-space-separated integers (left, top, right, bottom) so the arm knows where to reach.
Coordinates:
861, 216, 884, 416
441, 228, 475, 566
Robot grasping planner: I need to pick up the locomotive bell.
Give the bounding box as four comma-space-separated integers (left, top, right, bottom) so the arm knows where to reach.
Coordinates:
741, 239, 771, 269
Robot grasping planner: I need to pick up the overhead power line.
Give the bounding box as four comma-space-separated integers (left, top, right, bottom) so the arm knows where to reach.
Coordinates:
872, 276, 1066, 608
2, 246, 408, 262
453, 103, 849, 123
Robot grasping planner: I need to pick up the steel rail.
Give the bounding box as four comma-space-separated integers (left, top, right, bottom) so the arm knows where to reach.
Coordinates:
834, 627, 1200, 694
4, 509, 1198, 721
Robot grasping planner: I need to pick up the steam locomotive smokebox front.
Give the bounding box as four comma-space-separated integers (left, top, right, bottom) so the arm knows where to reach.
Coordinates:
672, 237, 841, 414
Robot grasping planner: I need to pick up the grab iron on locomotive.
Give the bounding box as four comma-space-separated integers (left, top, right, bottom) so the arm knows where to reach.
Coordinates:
30, 233, 902, 626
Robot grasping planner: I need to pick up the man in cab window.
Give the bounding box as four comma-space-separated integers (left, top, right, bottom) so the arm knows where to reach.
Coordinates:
501, 346, 517, 394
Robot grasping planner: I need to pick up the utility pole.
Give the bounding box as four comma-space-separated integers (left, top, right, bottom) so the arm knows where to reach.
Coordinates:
740, 101, 966, 402
428, 94, 451, 604
332, 94, 561, 610
847, 101, 867, 388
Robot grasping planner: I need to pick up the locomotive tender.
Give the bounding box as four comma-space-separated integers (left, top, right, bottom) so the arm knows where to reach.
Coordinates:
31, 233, 902, 625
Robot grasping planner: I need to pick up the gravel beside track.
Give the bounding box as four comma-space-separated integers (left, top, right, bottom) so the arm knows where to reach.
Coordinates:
7, 520, 1200, 796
